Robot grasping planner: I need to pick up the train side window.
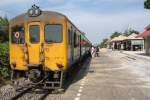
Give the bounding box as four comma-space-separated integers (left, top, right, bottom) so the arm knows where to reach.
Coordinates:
74, 32, 77, 47
79, 35, 81, 46
75, 32, 80, 47
11, 25, 25, 44
71, 29, 73, 45
78, 35, 80, 46
29, 25, 40, 43
68, 29, 71, 45
45, 24, 62, 43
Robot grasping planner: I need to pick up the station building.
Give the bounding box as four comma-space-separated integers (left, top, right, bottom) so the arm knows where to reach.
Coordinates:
137, 24, 150, 54
111, 35, 127, 50
108, 33, 144, 51
124, 33, 144, 51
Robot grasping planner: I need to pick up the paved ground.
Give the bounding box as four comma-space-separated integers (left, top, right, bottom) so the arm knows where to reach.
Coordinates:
122, 50, 150, 60
57, 50, 150, 100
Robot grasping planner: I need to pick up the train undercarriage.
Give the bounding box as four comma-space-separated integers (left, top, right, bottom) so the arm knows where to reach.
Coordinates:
11, 65, 66, 90
11, 52, 91, 90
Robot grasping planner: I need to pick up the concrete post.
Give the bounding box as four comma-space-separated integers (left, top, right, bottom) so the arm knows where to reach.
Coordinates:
142, 40, 145, 51
145, 37, 150, 54
131, 40, 133, 51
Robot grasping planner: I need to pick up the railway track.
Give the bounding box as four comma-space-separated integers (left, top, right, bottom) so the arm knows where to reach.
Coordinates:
11, 85, 35, 100
11, 83, 51, 100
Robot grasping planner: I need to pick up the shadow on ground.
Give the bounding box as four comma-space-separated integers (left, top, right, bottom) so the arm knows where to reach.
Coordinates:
136, 53, 150, 57
63, 56, 92, 92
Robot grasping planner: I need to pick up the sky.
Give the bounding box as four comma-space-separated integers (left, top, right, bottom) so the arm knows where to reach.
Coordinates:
0, 0, 150, 44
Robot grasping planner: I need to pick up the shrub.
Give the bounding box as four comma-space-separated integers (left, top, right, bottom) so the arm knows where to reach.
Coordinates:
0, 42, 10, 79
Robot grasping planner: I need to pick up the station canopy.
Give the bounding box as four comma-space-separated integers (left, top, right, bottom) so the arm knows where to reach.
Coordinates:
127, 33, 143, 40
111, 35, 127, 42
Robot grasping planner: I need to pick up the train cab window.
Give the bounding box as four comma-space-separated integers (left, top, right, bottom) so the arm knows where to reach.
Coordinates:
29, 25, 40, 43
45, 24, 62, 43
11, 25, 25, 44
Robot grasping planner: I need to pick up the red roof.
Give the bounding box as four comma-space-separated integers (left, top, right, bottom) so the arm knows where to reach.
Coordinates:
136, 30, 150, 37
145, 24, 150, 30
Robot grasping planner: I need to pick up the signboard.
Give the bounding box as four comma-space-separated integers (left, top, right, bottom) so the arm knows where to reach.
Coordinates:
15, 32, 20, 38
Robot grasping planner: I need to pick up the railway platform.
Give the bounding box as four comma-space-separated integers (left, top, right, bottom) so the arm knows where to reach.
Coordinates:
58, 50, 150, 100
122, 50, 150, 61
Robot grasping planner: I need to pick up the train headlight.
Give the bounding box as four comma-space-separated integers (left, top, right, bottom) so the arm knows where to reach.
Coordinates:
28, 9, 34, 16
35, 9, 39, 15
28, 5, 42, 17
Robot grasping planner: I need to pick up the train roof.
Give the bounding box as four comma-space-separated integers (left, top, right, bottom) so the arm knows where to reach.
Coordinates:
10, 10, 85, 34
10, 11, 66, 23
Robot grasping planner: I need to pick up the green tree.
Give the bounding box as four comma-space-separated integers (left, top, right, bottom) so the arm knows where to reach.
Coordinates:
123, 28, 139, 36
0, 16, 9, 42
144, 0, 150, 9
110, 31, 121, 39
0, 16, 10, 81
100, 38, 108, 48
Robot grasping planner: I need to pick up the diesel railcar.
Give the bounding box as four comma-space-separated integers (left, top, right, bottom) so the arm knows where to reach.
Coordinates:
9, 5, 91, 89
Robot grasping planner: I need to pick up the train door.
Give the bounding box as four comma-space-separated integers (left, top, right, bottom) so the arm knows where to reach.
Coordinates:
28, 22, 41, 64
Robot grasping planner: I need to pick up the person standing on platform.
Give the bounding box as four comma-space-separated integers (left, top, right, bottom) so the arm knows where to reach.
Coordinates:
95, 46, 99, 57
91, 46, 95, 57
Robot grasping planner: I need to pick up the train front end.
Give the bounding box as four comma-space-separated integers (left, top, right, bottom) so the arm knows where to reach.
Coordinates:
9, 5, 67, 89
